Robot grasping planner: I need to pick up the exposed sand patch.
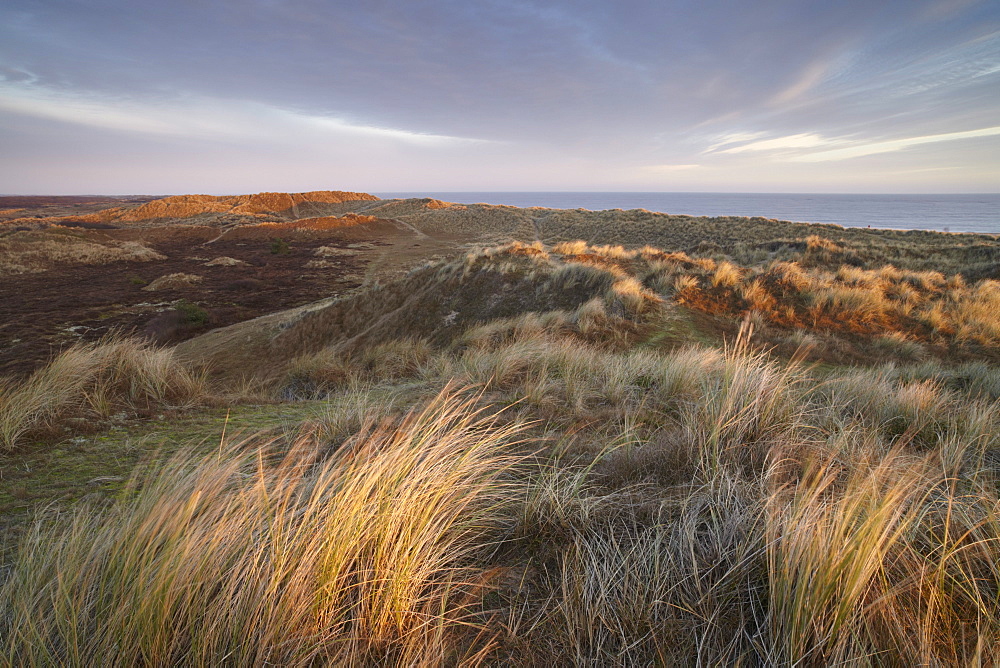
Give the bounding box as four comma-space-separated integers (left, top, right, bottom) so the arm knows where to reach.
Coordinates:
314, 246, 359, 257
143, 273, 204, 291
205, 256, 248, 267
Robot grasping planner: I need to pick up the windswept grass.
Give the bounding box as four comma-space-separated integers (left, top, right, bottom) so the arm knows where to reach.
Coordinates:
0, 389, 525, 666
5, 325, 1000, 665
0, 337, 206, 450
768, 447, 1000, 665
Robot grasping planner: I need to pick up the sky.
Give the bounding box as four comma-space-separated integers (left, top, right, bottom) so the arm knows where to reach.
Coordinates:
1, 0, 998, 194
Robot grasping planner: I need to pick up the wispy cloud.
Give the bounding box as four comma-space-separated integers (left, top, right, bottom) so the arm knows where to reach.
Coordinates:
794, 126, 1000, 162
0, 82, 485, 146
703, 131, 768, 153
770, 59, 830, 106
717, 133, 835, 154
643, 163, 701, 172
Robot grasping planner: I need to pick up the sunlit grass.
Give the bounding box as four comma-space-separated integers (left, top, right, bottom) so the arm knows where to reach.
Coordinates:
0, 389, 526, 665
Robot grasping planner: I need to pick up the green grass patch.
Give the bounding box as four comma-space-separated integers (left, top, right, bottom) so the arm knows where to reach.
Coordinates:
0, 401, 330, 565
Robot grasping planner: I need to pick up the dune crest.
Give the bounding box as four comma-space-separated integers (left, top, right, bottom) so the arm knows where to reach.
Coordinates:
84, 190, 380, 224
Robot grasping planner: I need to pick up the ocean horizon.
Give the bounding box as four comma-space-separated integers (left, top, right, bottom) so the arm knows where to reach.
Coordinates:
376, 192, 1000, 235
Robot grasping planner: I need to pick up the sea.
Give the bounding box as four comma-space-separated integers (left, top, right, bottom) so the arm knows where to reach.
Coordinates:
374, 192, 1000, 235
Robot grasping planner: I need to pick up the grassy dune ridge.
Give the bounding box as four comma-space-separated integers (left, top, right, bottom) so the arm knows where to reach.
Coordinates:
337, 197, 1000, 279
2, 224, 1000, 664
185, 238, 1000, 387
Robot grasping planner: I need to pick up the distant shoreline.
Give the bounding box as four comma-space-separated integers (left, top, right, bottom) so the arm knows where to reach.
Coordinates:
2, 192, 996, 235
375, 192, 1000, 235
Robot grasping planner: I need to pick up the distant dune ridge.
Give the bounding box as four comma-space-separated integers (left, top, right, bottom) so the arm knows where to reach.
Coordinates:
0, 190, 380, 228
2, 188, 998, 278
91, 190, 381, 223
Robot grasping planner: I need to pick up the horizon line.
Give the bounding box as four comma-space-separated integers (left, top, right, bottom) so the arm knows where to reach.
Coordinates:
3, 190, 999, 197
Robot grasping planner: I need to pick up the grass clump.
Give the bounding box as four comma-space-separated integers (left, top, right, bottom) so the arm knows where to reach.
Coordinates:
0, 337, 206, 450
0, 389, 525, 665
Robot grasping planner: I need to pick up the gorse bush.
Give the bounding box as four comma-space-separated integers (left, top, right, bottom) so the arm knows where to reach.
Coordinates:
270, 237, 290, 254
174, 299, 209, 327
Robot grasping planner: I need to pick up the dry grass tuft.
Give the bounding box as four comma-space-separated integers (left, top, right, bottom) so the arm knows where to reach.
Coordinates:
286, 338, 435, 397
0, 337, 206, 450
203, 256, 247, 266
143, 272, 204, 291
0, 389, 526, 666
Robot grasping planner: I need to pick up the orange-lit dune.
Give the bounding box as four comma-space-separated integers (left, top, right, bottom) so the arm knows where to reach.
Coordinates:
0, 191, 381, 228
91, 190, 380, 223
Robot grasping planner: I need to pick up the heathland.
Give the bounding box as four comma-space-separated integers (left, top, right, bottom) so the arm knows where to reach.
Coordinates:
1, 191, 999, 665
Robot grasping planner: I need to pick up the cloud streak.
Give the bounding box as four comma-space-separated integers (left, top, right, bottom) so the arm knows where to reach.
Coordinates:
715, 133, 835, 154
0, 81, 485, 146
795, 126, 1000, 162
643, 164, 701, 172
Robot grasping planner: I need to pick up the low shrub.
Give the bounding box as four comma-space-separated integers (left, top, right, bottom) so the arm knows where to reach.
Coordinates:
144, 300, 212, 344
270, 237, 290, 255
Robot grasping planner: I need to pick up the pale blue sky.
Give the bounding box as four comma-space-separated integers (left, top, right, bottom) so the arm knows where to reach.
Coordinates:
1, 0, 998, 193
